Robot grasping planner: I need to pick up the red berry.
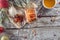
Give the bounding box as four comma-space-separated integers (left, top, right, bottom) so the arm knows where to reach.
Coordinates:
0, 0, 9, 8
0, 27, 4, 33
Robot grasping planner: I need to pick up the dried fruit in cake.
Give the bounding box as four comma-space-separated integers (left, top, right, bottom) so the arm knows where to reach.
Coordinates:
14, 14, 23, 23
25, 8, 36, 23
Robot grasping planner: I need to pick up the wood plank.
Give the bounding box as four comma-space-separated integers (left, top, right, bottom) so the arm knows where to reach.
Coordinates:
17, 28, 60, 40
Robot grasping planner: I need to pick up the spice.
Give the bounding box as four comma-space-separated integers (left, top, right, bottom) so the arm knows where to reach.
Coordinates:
32, 29, 36, 36
44, 0, 55, 8
59, 2, 60, 4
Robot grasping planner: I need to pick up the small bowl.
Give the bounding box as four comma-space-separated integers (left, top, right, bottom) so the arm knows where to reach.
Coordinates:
42, 0, 57, 9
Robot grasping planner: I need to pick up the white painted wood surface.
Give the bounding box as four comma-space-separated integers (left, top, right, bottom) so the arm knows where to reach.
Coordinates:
18, 28, 60, 40
2, 0, 60, 40
16, 0, 60, 40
